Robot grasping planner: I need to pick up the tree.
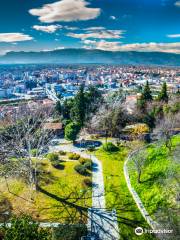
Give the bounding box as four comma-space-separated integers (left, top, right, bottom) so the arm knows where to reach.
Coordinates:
130, 123, 150, 140
90, 105, 114, 143
141, 81, 153, 102
0, 105, 54, 194
132, 149, 148, 183
55, 101, 62, 116
3, 215, 50, 240
154, 112, 180, 151
158, 82, 168, 102
61, 98, 75, 120
65, 122, 80, 143
71, 85, 86, 127
85, 85, 102, 115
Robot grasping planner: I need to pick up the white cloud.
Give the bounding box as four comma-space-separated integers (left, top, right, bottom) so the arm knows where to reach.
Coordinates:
29, 0, 101, 23
67, 30, 125, 39
110, 16, 117, 20
0, 33, 33, 43
83, 40, 122, 51
83, 27, 106, 31
64, 26, 79, 30
167, 34, 180, 38
83, 40, 180, 53
175, 1, 180, 7
33, 25, 62, 33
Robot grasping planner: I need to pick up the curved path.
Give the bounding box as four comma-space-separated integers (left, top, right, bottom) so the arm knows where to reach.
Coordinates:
50, 144, 119, 240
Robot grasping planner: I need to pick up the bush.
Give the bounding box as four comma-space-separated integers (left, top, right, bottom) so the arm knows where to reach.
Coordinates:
74, 164, 87, 175
84, 161, 92, 170
47, 153, 59, 162
3, 215, 50, 240
69, 153, 80, 160
52, 224, 87, 240
83, 178, 93, 187
79, 157, 91, 165
47, 153, 63, 169
58, 150, 66, 156
103, 142, 119, 152
88, 147, 95, 152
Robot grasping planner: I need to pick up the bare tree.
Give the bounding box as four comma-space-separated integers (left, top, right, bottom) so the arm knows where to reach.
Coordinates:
131, 149, 148, 183
88, 100, 130, 142
0, 104, 55, 196
154, 112, 180, 151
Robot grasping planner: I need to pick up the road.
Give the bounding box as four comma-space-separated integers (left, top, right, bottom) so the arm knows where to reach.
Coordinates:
50, 143, 120, 240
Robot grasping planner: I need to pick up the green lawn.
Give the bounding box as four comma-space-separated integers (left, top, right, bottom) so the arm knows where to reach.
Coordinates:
95, 144, 156, 240
0, 157, 92, 223
128, 135, 180, 236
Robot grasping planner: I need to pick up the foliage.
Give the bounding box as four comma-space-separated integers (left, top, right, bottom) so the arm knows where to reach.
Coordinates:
74, 164, 88, 176
83, 161, 92, 170
141, 81, 153, 102
68, 153, 80, 160
130, 123, 150, 136
47, 153, 59, 163
83, 178, 93, 188
102, 142, 119, 152
52, 224, 87, 240
65, 122, 80, 142
58, 150, 66, 156
70, 85, 86, 127
55, 101, 62, 116
3, 215, 50, 240
158, 82, 168, 102
79, 157, 90, 165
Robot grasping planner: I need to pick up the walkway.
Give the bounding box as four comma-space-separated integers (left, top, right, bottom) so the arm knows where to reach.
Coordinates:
50, 144, 120, 240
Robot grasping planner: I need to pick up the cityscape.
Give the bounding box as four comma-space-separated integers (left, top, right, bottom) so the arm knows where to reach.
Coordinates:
0, 1, 180, 240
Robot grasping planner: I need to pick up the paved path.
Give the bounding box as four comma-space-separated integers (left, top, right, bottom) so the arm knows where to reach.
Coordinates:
50, 144, 120, 240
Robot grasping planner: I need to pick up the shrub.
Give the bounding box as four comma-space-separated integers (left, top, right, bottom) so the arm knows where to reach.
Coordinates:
69, 153, 80, 160
88, 147, 95, 152
58, 150, 66, 156
83, 178, 93, 187
74, 164, 87, 175
84, 161, 92, 170
47, 153, 63, 169
79, 157, 91, 165
47, 153, 59, 162
103, 142, 119, 152
52, 224, 87, 240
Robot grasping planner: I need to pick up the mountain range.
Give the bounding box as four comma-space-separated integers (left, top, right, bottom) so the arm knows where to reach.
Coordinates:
0, 49, 180, 66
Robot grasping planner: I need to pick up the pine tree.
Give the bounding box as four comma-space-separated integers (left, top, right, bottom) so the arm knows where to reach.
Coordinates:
158, 82, 168, 102
55, 101, 62, 115
71, 85, 86, 127
141, 81, 153, 101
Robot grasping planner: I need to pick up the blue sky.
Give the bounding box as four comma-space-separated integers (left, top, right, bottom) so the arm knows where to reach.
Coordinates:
0, 0, 180, 54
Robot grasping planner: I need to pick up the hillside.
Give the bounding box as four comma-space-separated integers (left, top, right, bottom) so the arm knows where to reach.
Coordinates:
0, 49, 180, 66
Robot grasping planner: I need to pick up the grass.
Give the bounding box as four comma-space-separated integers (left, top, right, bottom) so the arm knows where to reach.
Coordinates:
128, 135, 180, 233
0, 158, 92, 223
95, 143, 156, 240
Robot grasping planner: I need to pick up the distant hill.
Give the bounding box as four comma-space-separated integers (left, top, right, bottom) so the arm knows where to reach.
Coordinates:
0, 49, 180, 66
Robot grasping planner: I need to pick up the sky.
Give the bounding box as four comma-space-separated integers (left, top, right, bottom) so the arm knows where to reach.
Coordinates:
0, 0, 180, 55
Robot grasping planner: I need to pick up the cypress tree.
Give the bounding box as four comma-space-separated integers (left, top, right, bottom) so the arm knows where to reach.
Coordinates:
158, 82, 168, 102
71, 85, 86, 127
141, 81, 153, 101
